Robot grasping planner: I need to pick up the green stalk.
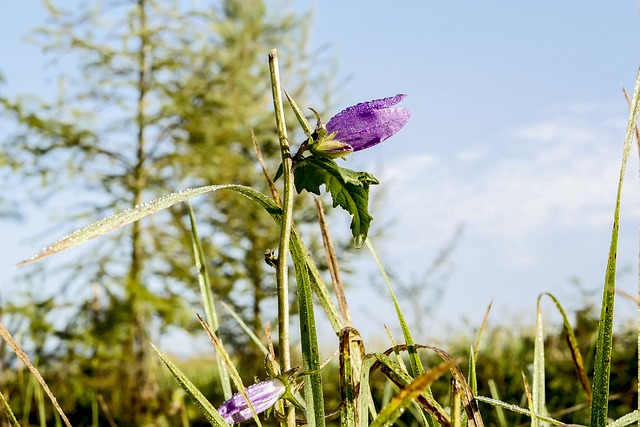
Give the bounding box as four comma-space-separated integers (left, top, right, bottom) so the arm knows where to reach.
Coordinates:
268, 48, 295, 427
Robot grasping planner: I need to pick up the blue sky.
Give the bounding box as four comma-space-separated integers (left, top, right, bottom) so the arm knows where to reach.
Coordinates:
2, 2, 640, 346
300, 1, 640, 340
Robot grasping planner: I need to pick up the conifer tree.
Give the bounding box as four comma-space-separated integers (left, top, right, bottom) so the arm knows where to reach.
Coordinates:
1, 0, 330, 423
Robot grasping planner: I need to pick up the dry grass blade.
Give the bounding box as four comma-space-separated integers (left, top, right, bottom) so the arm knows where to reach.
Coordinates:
376, 356, 451, 427
541, 293, 591, 403
315, 197, 350, 325
196, 312, 263, 427
622, 86, 640, 152
0, 322, 72, 427
473, 301, 493, 361
616, 288, 640, 306
522, 372, 537, 427
97, 394, 118, 427
151, 343, 228, 426
374, 343, 485, 427
370, 359, 456, 427
252, 129, 281, 206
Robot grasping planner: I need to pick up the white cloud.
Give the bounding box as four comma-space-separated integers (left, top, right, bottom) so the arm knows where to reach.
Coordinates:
379, 103, 640, 247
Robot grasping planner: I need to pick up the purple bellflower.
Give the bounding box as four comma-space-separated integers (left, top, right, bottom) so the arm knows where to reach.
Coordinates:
322, 93, 410, 153
217, 378, 286, 424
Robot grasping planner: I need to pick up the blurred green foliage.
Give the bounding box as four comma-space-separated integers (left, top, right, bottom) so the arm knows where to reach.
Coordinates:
0, 0, 335, 424
2, 299, 637, 425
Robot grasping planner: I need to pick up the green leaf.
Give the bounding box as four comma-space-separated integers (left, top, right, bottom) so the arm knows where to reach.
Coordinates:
293, 157, 378, 247
151, 343, 229, 426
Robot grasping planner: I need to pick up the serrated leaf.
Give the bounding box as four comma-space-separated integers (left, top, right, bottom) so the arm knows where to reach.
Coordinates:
293, 158, 377, 247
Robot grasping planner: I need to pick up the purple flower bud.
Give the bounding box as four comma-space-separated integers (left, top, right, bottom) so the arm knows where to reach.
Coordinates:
217, 378, 286, 424
325, 94, 411, 152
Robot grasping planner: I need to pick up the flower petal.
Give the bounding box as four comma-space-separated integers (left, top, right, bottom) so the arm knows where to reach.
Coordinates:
325, 94, 410, 151
218, 378, 286, 424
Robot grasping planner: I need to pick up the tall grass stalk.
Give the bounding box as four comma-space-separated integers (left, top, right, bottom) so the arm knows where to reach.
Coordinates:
268, 48, 295, 427
591, 66, 640, 427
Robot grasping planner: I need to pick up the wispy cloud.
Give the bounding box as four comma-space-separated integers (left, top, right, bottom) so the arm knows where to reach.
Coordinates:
377, 102, 639, 253
346, 101, 640, 333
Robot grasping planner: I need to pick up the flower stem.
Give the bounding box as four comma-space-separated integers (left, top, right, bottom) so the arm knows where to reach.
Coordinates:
268, 48, 295, 427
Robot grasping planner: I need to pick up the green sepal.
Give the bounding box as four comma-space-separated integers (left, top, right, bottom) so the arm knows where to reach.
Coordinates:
293, 157, 378, 247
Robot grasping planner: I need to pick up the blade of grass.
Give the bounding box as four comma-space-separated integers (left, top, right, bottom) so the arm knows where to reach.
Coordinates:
187, 204, 231, 399
315, 197, 351, 325
220, 301, 269, 356
290, 239, 326, 427
17, 185, 228, 265
358, 354, 379, 427
377, 344, 485, 427
283, 88, 314, 137
473, 301, 493, 362
464, 345, 478, 427
542, 292, 591, 402
35, 382, 45, 427
151, 343, 229, 426
451, 382, 461, 427
534, 295, 549, 427
522, 372, 538, 427
196, 313, 264, 427
468, 346, 478, 396
373, 353, 450, 426
591, 66, 640, 427
268, 53, 294, 427
0, 322, 72, 427
365, 238, 423, 377
623, 84, 640, 427
367, 238, 438, 427
382, 326, 430, 427
608, 409, 640, 427
474, 396, 564, 426
19, 183, 343, 334
487, 380, 508, 427
339, 328, 362, 427
252, 129, 281, 205
0, 389, 20, 427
